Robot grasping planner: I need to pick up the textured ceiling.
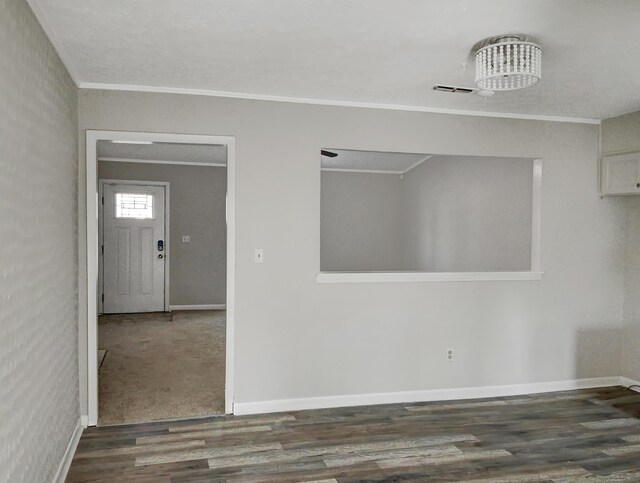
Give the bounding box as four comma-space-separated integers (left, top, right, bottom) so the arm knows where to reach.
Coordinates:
31, 0, 640, 120
97, 141, 227, 164
321, 149, 429, 172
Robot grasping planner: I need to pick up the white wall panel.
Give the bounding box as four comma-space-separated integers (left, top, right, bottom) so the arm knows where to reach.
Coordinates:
78, 89, 623, 410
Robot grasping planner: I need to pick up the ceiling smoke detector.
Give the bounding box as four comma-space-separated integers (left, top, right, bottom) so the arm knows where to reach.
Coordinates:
474, 36, 542, 91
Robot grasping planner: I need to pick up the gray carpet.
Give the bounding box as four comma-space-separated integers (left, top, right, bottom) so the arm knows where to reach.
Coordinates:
97, 310, 225, 425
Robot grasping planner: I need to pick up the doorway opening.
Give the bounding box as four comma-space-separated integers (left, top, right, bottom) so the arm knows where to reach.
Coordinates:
86, 132, 235, 426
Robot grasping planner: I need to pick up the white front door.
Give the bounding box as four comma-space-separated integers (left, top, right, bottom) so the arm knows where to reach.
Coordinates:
102, 183, 166, 313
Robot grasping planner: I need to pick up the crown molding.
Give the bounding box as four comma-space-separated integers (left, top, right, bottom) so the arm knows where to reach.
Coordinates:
403, 154, 434, 174
98, 157, 226, 167
321, 168, 404, 175
79, 82, 601, 125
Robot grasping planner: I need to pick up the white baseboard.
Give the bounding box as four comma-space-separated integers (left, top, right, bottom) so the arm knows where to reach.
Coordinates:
234, 376, 624, 416
52, 417, 84, 483
80, 415, 89, 428
169, 304, 226, 311
619, 377, 640, 392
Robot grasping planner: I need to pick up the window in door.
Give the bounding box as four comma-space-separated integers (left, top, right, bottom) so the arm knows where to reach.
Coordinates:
115, 193, 154, 219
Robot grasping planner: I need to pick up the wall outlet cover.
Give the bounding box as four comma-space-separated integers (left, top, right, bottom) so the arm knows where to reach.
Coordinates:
446, 347, 454, 362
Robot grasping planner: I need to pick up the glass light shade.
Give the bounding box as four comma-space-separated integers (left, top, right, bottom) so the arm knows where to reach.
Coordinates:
475, 38, 542, 91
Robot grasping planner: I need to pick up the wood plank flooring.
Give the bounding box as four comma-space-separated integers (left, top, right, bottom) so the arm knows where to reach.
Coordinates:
67, 386, 640, 482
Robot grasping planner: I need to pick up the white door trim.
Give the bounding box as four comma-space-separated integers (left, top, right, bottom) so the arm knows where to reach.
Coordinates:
86, 130, 236, 425
99, 179, 171, 313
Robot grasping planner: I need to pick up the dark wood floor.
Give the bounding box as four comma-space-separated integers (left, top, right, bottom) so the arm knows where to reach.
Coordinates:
67, 386, 640, 482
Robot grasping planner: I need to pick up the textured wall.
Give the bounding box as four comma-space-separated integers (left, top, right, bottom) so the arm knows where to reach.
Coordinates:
621, 197, 640, 381
602, 111, 640, 381
98, 161, 227, 305
78, 90, 624, 410
0, 0, 79, 481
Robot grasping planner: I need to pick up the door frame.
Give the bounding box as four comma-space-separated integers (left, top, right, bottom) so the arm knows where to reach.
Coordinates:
86, 130, 236, 425
99, 179, 171, 314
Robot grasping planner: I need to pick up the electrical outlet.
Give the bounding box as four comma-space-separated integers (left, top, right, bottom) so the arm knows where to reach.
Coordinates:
182, 235, 190, 243
445, 347, 454, 362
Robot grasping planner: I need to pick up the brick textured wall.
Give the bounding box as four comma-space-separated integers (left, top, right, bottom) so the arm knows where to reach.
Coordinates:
0, 0, 79, 481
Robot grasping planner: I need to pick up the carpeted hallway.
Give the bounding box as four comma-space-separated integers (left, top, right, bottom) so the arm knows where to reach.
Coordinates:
97, 310, 225, 425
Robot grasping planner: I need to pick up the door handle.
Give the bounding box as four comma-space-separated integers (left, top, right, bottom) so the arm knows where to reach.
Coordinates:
157, 240, 164, 251
158, 254, 164, 259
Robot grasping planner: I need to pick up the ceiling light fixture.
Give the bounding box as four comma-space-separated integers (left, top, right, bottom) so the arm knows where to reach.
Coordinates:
475, 36, 542, 91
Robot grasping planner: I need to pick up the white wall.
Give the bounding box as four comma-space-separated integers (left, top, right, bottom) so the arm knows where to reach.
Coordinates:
621, 198, 640, 381
0, 0, 79, 480
321, 171, 405, 271
78, 89, 624, 413
602, 110, 640, 382
601, 111, 640, 155
403, 155, 532, 271
98, 161, 227, 305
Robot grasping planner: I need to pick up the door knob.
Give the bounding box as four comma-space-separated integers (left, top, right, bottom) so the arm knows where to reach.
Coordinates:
158, 254, 164, 259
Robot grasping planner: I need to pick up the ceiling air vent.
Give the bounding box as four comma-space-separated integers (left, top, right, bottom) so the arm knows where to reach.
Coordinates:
432, 85, 474, 94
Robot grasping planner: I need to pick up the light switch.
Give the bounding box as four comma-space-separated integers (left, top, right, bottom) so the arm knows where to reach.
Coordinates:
254, 249, 264, 263
182, 235, 190, 243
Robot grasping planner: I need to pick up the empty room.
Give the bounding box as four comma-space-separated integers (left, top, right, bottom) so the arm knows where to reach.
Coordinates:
3, 0, 640, 482
96, 140, 228, 424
